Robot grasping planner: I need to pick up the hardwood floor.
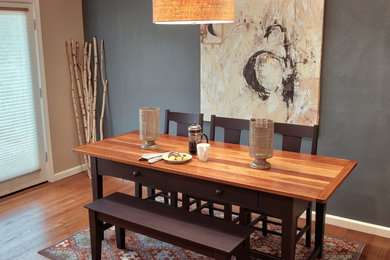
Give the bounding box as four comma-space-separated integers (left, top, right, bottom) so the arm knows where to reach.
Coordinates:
0, 172, 389, 259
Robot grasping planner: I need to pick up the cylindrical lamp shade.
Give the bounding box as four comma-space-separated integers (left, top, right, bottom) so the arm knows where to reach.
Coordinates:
139, 107, 160, 149
249, 119, 274, 169
153, 0, 234, 24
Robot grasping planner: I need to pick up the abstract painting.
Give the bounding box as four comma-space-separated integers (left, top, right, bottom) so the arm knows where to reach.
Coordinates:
201, 0, 325, 125
201, 24, 224, 44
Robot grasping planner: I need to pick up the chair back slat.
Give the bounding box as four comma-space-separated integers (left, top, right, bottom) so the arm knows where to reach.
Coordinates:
177, 123, 189, 137
282, 135, 302, 153
164, 109, 204, 137
210, 115, 249, 144
224, 128, 242, 144
274, 122, 319, 155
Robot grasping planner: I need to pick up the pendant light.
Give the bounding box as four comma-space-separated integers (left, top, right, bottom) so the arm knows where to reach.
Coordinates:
153, 0, 234, 24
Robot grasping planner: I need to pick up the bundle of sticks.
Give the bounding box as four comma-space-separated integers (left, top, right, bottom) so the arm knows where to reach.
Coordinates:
65, 37, 108, 178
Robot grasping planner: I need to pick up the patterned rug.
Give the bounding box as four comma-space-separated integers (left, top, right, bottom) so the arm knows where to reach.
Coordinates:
38, 225, 364, 260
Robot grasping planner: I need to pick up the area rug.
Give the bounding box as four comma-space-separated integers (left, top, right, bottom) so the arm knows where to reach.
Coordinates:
38, 225, 364, 260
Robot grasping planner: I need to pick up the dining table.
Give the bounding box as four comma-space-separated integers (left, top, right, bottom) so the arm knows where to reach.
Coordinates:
73, 130, 357, 260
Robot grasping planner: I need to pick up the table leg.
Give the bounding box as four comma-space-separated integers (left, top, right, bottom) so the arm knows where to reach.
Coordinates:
315, 203, 326, 258
306, 202, 312, 248
281, 210, 298, 260
91, 157, 102, 201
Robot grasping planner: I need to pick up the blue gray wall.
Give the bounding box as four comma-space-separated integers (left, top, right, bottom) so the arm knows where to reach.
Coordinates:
83, 0, 200, 137
83, 0, 390, 227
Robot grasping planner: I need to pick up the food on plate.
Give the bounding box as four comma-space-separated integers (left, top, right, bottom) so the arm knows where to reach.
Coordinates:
165, 151, 191, 161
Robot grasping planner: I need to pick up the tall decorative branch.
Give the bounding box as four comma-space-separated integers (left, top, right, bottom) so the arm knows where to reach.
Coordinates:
87, 43, 93, 143
65, 42, 83, 149
83, 42, 89, 145
92, 37, 98, 143
71, 40, 88, 144
65, 41, 89, 178
99, 39, 108, 141
82, 42, 92, 176
65, 37, 109, 178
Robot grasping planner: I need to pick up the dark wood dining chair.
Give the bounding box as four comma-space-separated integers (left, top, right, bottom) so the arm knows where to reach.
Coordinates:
164, 109, 204, 137
207, 115, 319, 254
145, 109, 204, 206
245, 122, 319, 257
274, 122, 319, 155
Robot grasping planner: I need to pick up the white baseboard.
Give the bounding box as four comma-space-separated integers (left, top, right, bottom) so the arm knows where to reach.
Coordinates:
324, 213, 390, 238
50, 164, 86, 182
301, 211, 390, 238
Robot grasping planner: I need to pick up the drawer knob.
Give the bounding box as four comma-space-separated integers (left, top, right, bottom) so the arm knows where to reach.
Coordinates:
216, 189, 223, 195
132, 171, 140, 177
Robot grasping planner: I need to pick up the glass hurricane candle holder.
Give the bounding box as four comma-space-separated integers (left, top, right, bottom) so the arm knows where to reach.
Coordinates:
139, 107, 160, 149
249, 118, 274, 169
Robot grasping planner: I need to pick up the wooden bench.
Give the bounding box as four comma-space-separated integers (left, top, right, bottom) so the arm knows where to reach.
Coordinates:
84, 192, 253, 260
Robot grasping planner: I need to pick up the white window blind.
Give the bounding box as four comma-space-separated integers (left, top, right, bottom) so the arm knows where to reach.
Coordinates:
0, 7, 42, 182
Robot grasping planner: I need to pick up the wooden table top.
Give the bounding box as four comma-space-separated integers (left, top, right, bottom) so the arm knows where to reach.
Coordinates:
73, 130, 357, 203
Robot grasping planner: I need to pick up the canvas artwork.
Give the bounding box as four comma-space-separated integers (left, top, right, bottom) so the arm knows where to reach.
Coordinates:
201, 24, 224, 44
201, 0, 325, 125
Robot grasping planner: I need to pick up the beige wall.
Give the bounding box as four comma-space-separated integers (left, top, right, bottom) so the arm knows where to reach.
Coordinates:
39, 0, 84, 174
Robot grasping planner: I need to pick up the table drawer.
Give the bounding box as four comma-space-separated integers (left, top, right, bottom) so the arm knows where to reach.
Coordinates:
97, 159, 166, 189
255, 192, 309, 218
256, 192, 292, 217
167, 174, 258, 209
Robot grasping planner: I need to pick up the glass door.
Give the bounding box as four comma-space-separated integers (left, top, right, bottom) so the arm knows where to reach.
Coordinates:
0, 2, 48, 196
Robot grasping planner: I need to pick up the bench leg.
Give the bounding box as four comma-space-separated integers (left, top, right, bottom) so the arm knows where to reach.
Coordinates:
88, 210, 103, 260
115, 226, 125, 249
235, 237, 250, 260
215, 251, 230, 260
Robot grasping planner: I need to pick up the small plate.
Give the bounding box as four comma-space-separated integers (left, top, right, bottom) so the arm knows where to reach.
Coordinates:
162, 152, 192, 164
